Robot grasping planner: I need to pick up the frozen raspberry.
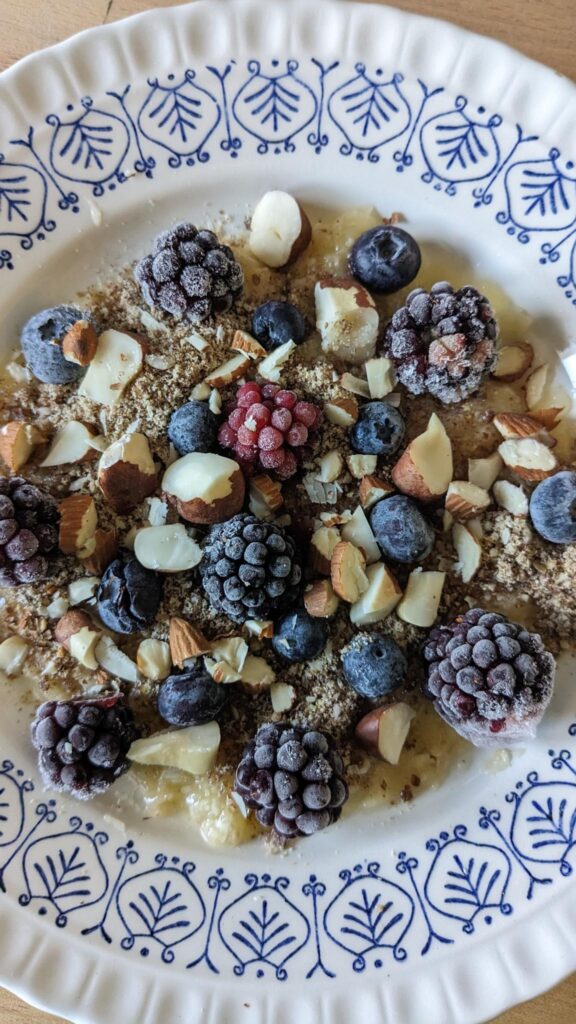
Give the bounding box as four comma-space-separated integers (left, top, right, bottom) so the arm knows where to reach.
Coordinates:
423, 608, 555, 747
218, 381, 322, 478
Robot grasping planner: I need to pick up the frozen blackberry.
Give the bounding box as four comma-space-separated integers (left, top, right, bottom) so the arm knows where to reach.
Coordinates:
423, 608, 555, 748
384, 282, 498, 403
31, 694, 139, 800
234, 721, 348, 840
0, 476, 59, 586
20, 305, 97, 384
199, 513, 302, 624
97, 555, 163, 634
135, 223, 244, 324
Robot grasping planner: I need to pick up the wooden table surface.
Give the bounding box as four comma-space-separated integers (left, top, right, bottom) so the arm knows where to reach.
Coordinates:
0, 1, 574, 1022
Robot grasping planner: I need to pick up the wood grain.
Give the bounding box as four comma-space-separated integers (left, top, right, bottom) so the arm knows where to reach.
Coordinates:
0, 1, 574, 1023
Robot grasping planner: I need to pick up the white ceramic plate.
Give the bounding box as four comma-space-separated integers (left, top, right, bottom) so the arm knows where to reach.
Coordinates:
1, 3, 575, 1022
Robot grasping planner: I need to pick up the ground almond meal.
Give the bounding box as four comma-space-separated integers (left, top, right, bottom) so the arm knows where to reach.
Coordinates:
1, 199, 574, 849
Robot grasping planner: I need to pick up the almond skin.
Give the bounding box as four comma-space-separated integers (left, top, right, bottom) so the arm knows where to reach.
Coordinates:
304, 579, 340, 618
54, 609, 94, 645
58, 494, 97, 555
62, 320, 99, 366
330, 540, 368, 603
79, 528, 118, 574
169, 618, 211, 667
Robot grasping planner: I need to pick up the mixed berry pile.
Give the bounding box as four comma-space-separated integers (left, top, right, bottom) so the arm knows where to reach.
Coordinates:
1, 203, 573, 846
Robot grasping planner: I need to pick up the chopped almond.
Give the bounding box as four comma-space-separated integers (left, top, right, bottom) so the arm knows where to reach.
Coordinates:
330, 541, 369, 603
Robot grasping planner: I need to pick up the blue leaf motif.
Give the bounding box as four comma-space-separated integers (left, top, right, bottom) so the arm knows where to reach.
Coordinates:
20, 830, 108, 922
424, 838, 511, 930
323, 868, 414, 969
0, 161, 47, 239
0, 173, 30, 223
48, 105, 130, 185
504, 154, 576, 232
0, 772, 26, 848
419, 102, 500, 183
116, 863, 205, 959
233, 61, 316, 149
511, 782, 576, 865
328, 66, 410, 153
138, 72, 220, 161
218, 875, 309, 978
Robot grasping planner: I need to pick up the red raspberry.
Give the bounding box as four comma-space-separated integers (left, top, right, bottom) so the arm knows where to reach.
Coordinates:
261, 383, 280, 399
276, 450, 297, 479
237, 424, 258, 446
235, 443, 259, 463
245, 403, 271, 429
238, 383, 262, 408
274, 389, 297, 409
260, 448, 287, 471
238, 381, 261, 400
218, 423, 237, 448
286, 423, 308, 446
228, 407, 247, 431
293, 401, 319, 428
271, 408, 293, 431
258, 426, 284, 451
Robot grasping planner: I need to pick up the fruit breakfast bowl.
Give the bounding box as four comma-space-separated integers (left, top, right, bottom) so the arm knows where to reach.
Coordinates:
0, 3, 575, 1024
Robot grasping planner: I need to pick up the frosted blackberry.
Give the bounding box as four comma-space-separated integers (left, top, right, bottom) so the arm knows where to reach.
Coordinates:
199, 513, 302, 624
0, 476, 59, 586
423, 608, 555, 748
234, 722, 348, 840
384, 282, 498, 403
135, 223, 244, 324
31, 694, 139, 800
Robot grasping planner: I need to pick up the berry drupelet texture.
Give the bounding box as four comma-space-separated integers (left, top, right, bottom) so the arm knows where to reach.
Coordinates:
218, 381, 322, 479
135, 223, 244, 324
384, 282, 498, 403
0, 477, 59, 586
200, 513, 302, 624
31, 694, 139, 800
234, 721, 349, 840
423, 608, 555, 747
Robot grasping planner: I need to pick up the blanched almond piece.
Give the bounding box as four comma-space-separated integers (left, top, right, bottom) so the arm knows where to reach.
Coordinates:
452, 523, 482, 583
498, 438, 558, 480
491, 342, 533, 381
95, 635, 142, 683
249, 191, 312, 269
98, 432, 157, 513
230, 329, 267, 360
58, 494, 97, 555
323, 397, 359, 427
134, 523, 202, 573
191, 381, 211, 401
270, 681, 297, 713
41, 420, 99, 467
355, 702, 416, 764
203, 656, 242, 684
162, 452, 245, 524
397, 570, 445, 627
257, 340, 296, 383
240, 654, 276, 693
341, 506, 380, 563
129, 721, 221, 775
331, 541, 369, 603
209, 389, 222, 415
204, 352, 251, 387
347, 454, 378, 479
392, 413, 453, 501
79, 329, 145, 406
68, 576, 100, 605
210, 636, 249, 674
45, 594, 70, 619
169, 618, 211, 667
0, 635, 29, 676
349, 561, 402, 625
137, 639, 171, 681
249, 474, 283, 512
359, 475, 395, 509
62, 320, 98, 366
319, 510, 352, 527
304, 579, 340, 618
530, 407, 563, 431
493, 480, 529, 516
315, 279, 379, 364
525, 364, 549, 409
340, 372, 371, 398
468, 453, 503, 490
0, 422, 44, 471
146, 496, 169, 527
466, 517, 484, 541
79, 528, 118, 573
55, 610, 101, 669
245, 619, 274, 639
445, 481, 490, 521
309, 526, 341, 575
366, 357, 395, 398
316, 450, 343, 483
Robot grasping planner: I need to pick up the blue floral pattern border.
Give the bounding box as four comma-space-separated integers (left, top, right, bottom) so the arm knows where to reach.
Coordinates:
0, 59, 575, 302
1, 724, 575, 980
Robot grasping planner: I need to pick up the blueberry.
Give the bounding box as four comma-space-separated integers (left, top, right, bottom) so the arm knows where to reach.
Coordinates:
271, 609, 329, 663
251, 300, 307, 351
97, 556, 163, 634
350, 401, 405, 456
21, 305, 96, 384
167, 400, 218, 455
348, 226, 421, 295
370, 495, 434, 563
158, 664, 228, 726
529, 471, 576, 544
341, 632, 407, 698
